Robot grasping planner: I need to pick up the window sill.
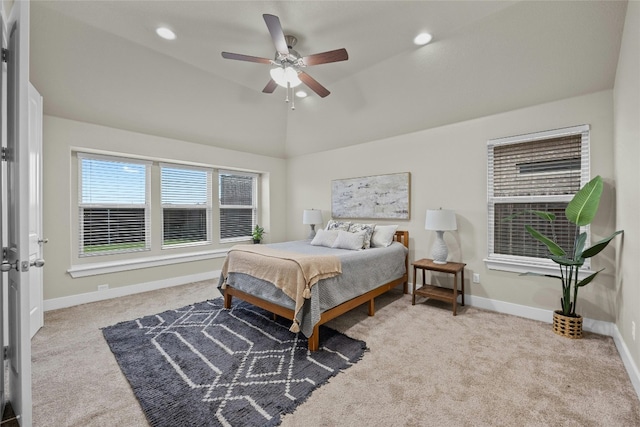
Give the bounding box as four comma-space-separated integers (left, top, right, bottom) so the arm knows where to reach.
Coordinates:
484, 256, 593, 280
68, 249, 230, 278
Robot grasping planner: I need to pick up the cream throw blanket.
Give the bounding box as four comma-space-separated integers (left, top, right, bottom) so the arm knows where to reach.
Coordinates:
221, 244, 342, 332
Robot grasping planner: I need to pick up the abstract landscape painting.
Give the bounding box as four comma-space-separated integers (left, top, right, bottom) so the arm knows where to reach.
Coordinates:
332, 172, 410, 219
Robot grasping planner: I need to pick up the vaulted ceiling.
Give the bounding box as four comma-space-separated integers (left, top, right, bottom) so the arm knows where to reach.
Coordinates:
30, 1, 627, 159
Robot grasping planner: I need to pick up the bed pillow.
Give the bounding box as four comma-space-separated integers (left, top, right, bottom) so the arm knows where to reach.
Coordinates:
332, 230, 365, 250
310, 229, 339, 248
326, 219, 351, 231
371, 225, 399, 248
348, 223, 375, 249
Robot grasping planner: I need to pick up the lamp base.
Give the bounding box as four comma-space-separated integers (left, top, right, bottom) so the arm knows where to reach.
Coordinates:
431, 230, 449, 264
307, 224, 317, 239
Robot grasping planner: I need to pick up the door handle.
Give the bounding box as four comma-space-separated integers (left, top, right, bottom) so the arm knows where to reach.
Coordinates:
30, 259, 45, 268
38, 238, 49, 244
0, 261, 18, 272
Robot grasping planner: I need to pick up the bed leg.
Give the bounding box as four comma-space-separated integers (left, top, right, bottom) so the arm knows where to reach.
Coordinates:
368, 298, 375, 316
223, 292, 232, 309
308, 326, 320, 352
403, 280, 409, 294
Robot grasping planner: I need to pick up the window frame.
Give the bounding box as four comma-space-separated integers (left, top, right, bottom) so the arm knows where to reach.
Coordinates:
218, 170, 258, 243
160, 163, 213, 249
485, 124, 593, 277
77, 152, 151, 257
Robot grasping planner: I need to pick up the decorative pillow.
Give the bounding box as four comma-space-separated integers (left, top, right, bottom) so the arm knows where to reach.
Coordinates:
348, 223, 375, 249
371, 225, 399, 248
326, 219, 351, 231
331, 230, 365, 251
310, 229, 339, 248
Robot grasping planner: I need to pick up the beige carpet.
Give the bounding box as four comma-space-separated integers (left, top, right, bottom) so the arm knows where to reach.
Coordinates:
32, 281, 640, 426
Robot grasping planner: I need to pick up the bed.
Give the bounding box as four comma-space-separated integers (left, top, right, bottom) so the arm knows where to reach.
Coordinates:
219, 230, 409, 351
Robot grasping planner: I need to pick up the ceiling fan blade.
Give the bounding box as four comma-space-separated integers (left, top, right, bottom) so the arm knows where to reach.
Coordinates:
221, 52, 272, 64
302, 48, 349, 66
299, 72, 330, 98
262, 79, 278, 94
263, 14, 289, 55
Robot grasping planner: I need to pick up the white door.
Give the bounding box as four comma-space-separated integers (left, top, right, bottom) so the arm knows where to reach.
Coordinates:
27, 83, 43, 339
5, 1, 33, 425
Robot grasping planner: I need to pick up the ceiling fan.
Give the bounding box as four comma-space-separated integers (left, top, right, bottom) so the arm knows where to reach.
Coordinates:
221, 14, 348, 103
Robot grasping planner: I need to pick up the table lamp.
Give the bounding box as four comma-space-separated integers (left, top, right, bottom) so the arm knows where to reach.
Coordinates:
425, 209, 457, 264
303, 209, 323, 239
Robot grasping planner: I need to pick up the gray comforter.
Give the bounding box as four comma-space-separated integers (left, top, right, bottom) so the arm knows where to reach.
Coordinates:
218, 240, 408, 337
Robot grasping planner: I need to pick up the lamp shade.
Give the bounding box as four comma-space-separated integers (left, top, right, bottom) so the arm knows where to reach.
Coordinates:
303, 209, 323, 225
425, 209, 457, 231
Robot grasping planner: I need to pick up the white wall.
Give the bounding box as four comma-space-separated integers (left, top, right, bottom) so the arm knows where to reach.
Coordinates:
287, 90, 618, 322
614, 0, 640, 376
42, 116, 287, 300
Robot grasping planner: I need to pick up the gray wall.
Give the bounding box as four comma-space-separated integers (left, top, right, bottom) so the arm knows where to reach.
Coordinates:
42, 116, 287, 300
613, 0, 640, 380
286, 90, 617, 322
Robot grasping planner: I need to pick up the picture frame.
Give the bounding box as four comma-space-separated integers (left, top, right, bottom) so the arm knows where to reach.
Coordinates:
331, 172, 410, 219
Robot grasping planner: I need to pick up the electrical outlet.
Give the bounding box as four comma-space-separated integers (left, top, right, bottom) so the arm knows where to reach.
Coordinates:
98, 284, 109, 292
632, 321, 636, 341
473, 273, 480, 284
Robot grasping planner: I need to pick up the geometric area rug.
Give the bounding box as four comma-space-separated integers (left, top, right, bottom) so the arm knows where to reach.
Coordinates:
102, 297, 366, 427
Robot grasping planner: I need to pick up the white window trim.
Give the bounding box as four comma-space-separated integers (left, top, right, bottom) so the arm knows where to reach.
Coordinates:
67, 249, 229, 278
485, 124, 592, 274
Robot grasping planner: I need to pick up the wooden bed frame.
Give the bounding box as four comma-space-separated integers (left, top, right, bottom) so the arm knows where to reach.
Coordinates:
223, 230, 409, 351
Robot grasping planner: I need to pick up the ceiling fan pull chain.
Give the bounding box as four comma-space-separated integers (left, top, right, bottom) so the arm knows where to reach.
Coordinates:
285, 81, 290, 103
291, 87, 296, 110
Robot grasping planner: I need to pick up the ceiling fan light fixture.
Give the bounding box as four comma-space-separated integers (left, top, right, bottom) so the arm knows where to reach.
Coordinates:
270, 66, 302, 88
156, 26, 176, 40
414, 32, 433, 46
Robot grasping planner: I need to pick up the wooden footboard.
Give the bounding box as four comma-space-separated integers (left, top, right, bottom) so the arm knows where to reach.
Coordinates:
223, 230, 409, 351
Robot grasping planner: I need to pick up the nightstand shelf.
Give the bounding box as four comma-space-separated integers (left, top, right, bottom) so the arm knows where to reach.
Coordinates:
412, 258, 466, 315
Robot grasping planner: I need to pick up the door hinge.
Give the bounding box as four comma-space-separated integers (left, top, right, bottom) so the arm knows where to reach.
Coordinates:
3, 346, 8, 360
1, 48, 7, 63
1, 147, 7, 162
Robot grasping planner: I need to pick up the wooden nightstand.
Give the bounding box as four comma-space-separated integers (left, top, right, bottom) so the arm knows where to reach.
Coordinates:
412, 258, 466, 315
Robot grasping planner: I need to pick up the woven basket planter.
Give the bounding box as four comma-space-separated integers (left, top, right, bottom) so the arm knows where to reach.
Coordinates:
553, 310, 583, 339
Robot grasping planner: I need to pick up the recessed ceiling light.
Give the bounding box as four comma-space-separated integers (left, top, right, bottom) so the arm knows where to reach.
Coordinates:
295, 90, 308, 98
156, 27, 176, 41
413, 32, 433, 46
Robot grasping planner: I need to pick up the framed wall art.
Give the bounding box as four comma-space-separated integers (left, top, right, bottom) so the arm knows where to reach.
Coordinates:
331, 172, 410, 219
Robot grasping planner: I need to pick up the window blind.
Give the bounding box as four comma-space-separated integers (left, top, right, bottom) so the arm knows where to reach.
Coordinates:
161, 165, 212, 246
78, 154, 150, 255
219, 171, 257, 241
487, 125, 590, 269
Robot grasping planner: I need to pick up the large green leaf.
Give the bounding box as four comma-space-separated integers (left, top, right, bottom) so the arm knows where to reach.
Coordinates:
580, 230, 624, 258
573, 232, 587, 260
550, 255, 584, 267
565, 176, 603, 226
576, 269, 604, 288
525, 225, 566, 257
530, 211, 556, 222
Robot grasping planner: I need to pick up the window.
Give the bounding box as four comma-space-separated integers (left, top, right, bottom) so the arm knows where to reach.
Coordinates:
219, 171, 258, 242
78, 154, 150, 256
161, 164, 212, 247
486, 125, 590, 273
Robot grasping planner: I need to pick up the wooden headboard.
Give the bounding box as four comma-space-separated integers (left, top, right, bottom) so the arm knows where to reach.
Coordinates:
394, 230, 409, 249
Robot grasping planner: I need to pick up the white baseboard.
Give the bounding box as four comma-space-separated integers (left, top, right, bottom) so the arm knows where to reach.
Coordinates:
611, 324, 640, 400
43, 270, 221, 311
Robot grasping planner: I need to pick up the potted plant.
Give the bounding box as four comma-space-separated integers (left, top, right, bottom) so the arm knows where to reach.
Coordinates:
252, 225, 264, 244
522, 175, 623, 338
